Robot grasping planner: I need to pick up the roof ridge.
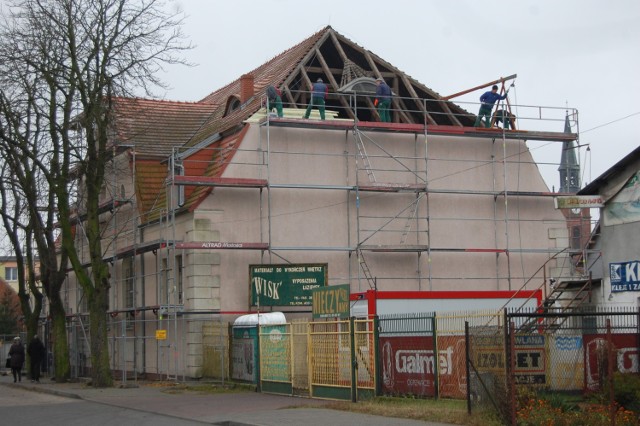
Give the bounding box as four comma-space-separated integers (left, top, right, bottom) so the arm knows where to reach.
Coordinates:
197, 26, 330, 104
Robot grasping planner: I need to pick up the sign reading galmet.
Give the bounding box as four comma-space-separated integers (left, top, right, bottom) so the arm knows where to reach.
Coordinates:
249, 263, 328, 307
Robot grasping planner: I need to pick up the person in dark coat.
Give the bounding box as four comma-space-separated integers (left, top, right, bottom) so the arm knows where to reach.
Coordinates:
27, 334, 46, 383
8, 336, 25, 383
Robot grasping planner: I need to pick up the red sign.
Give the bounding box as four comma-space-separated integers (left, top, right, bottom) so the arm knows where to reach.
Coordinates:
584, 333, 639, 391
380, 336, 466, 397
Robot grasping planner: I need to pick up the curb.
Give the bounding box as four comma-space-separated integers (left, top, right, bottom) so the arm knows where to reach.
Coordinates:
0, 381, 82, 399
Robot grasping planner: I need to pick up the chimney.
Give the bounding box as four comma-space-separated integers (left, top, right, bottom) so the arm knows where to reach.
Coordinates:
240, 73, 254, 103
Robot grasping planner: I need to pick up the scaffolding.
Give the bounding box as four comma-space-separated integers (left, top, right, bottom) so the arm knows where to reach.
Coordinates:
57, 89, 593, 380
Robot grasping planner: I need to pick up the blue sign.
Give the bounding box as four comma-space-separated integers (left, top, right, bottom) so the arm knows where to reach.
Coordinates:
610, 260, 640, 292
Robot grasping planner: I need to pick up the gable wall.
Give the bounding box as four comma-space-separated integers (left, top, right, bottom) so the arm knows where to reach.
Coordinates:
178, 123, 569, 314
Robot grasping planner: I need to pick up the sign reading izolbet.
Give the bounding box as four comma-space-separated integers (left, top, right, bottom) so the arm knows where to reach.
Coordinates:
312, 284, 350, 319
249, 263, 327, 307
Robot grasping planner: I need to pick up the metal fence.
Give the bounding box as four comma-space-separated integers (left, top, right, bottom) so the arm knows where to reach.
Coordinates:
466, 307, 640, 425
30, 306, 640, 425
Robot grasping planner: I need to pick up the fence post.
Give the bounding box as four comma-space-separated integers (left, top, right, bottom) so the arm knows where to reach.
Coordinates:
607, 319, 615, 426
432, 314, 439, 400
350, 316, 357, 402
373, 315, 381, 396
509, 321, 516, 426
256, 324, 261, 392
465, 321, 471, 415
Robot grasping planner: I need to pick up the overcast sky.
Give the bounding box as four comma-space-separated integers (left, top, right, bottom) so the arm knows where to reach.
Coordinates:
162, 0, 640, 191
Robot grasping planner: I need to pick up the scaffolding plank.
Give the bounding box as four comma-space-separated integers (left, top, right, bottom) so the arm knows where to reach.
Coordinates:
359, 183, 427, 193
359, 244, 429, 252
264, 117, 578, 142
173, 176, 268, 188
110, 239, 167, 261
175, 242, 269, 250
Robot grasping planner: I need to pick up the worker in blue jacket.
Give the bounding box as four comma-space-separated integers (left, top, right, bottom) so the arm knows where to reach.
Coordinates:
303, 78, 328, 120
375, 77, 392, 122
474, 85, 509, 128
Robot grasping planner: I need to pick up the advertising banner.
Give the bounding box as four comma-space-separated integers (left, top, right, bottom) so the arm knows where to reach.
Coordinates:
312, 284, 350, 319
549, 335, 583, 390
514, 334, 546, 385
380, 335, 465, 397
249, 264, 327, 306
231, 335, 256, 382
610, 260, 640, 292
584, 333, 639, 391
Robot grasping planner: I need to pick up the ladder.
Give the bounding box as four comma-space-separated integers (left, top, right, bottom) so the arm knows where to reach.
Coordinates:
357, 249, 376, 289
400, 199, 420, 244
354, 130, 376, 183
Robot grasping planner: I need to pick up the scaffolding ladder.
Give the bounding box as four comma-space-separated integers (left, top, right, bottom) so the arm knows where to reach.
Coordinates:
357, 249, 376, 289
353, 129, 376, 183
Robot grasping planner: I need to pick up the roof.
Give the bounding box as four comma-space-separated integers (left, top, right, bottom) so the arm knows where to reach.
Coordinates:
578, 145, 640, 196
113, 26, 509, 223
187, 26, 474, 147
111, 97, 216, 157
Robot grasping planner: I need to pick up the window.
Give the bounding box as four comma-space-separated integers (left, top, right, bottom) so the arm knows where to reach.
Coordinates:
571, 226, 581, 250
224, 96, 241, 116
78, 286, 89, 314
161, 258, 169, 305
5, 267, 18, 281
176, 255, 183, 305
123, 257, 135, 308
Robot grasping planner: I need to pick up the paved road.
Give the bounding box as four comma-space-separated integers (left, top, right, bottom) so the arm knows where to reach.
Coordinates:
0, 373, 454, 425
0, 385, 207, 425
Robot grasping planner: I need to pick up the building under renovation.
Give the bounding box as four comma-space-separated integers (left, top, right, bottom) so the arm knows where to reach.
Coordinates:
61, 27, 589, 379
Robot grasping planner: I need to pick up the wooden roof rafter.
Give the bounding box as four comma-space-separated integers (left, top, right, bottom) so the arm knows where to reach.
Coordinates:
313, 47, 355, 120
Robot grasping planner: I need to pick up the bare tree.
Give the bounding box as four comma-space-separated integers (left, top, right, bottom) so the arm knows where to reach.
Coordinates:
0, 76, 50, 345
0, 0, 189, 386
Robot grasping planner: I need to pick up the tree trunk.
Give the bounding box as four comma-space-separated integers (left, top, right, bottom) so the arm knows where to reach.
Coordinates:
48, 292, 70, 382
89, 281, 113, 387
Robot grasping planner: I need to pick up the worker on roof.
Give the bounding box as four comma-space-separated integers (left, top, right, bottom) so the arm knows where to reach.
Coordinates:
266, 85, 283, 118
303, 78, 328, 120
375, 77, 392, 123
474, 85, 509, 128
493, 109, 516, 130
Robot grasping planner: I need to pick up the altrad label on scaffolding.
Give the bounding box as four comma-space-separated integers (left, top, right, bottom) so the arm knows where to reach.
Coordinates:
610, 260, 640, 292
249, 263, 328, 307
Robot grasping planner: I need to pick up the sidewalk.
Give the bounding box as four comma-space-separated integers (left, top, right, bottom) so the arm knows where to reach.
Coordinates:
0, 373, 453, 425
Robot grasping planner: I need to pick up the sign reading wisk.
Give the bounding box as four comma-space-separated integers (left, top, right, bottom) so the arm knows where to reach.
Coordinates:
249, 263, 327, 307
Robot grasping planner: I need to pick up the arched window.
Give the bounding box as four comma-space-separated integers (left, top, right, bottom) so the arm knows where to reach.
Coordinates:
571, 226, 581, 250
224, 96, 241, 116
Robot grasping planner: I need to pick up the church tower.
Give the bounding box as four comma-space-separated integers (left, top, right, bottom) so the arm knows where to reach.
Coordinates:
558, 113, 591, 271
558, 113, 580, 193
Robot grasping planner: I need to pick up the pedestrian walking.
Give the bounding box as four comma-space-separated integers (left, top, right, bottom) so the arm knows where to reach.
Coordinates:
8, 336, 25, 383
27, 334, 46, 383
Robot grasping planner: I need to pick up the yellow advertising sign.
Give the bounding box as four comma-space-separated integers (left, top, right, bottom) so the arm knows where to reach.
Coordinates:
156, 329, 167, 340
554, 195, 603, 209
312, 284, 350, 319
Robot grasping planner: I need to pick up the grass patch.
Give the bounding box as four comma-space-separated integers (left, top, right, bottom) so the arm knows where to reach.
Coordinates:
323, 396, 502, 426
151, 382, 255, 395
